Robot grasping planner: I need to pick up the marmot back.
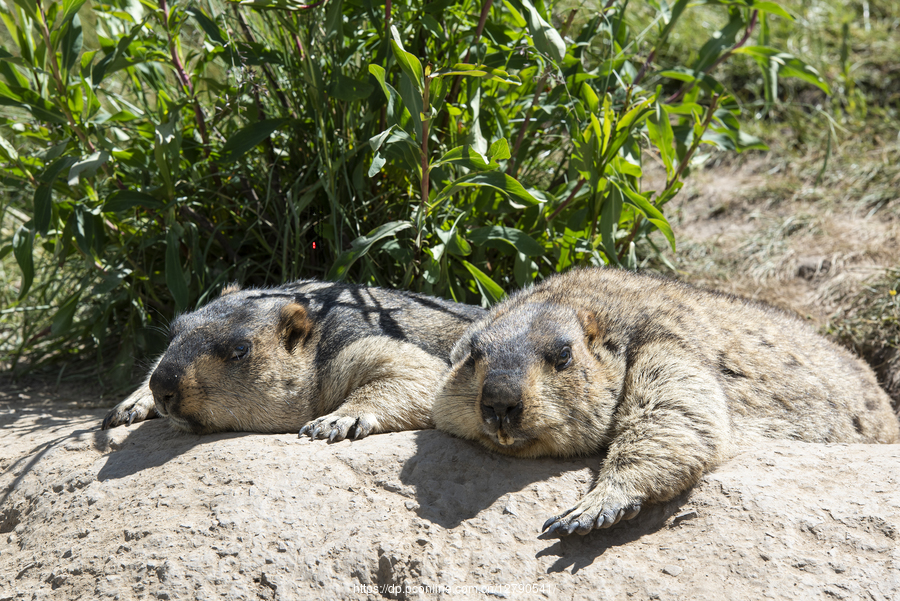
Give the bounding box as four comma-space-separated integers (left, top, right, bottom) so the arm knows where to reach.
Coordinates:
433, 267, 899, 536
103, 280, 485, 440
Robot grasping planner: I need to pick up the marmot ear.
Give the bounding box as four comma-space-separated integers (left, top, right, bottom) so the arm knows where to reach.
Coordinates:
220, 282, 242, 297
577, 310, 601, 343
278, 302, 311, 354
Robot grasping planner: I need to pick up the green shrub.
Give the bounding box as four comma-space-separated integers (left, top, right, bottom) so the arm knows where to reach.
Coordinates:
0, 0, 826, 383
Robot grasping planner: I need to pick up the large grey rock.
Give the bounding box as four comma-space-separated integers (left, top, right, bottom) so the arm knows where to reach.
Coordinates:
2, 400, 899, 600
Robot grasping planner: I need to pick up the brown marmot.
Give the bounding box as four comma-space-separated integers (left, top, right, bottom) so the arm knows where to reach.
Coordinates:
432, 267, 900, 536
102, 280, 485, 439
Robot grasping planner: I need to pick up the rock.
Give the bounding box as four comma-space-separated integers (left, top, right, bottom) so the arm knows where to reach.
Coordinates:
2, 401, 899, 600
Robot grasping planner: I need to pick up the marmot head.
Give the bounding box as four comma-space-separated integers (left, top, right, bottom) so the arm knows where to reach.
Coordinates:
434, 301, 622, 458
148, 285, 318, 434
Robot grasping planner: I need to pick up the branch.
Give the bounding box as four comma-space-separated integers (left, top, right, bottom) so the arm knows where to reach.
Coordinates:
546, 178, 586, 222
36, 5, 96, 154
159, 0, 211, 157
440, 0, 494, 133
506, 10, 577, 177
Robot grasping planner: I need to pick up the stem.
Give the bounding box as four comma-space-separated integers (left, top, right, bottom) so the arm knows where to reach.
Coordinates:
440, 0, 494, 135
380, 0, 391, 131
159, 0, 211, 157
293, 33, 306, 61
507, 10, 577, 177
36, 5, 95, 153
546, 178, 586, 222
632, 48, 656, 87
419, 75, 431, 230
666, 10, 758, 104
616, 93, 721, 261
666, 93, 720, 189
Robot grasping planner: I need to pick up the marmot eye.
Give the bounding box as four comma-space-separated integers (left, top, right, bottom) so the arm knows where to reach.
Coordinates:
231, 343, 250, 361
556, 346, 572, 370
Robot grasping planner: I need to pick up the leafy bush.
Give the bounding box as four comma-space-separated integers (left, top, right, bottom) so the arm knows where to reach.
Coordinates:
0, 0, 827, 383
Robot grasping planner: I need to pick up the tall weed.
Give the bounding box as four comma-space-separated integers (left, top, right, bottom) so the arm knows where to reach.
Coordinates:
0, 0, 826, 383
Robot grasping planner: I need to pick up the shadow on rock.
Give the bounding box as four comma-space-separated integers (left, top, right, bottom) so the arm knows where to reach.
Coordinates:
96, 419, 251, 481
535, 492, 692, 574
399, 430, 599, 530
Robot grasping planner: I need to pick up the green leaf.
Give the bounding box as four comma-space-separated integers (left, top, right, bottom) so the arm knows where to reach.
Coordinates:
11, 0, 38, 21
431, 144, 495, 171
461, 260, 505, 305
166, 228, 189, 312
0, 132, 18, 161
369, 64, 403, 126
614, 181, 675, 251
647, 103, 675, 177
369, 126, 398, 152
219, 118, 289, 164
33, 184, 52, 236
324, 0, 343, 39
518, 0, 565, 63
658, 68, 724, 95
488, 138, 511, 162
368, 153, 386, 177
106, 110, 139, 122
327, 221, 413, 280
432, 171, 539, 209
436, 227, 472, 257
12, 225, 34, 299
329, 73, 373, 102
103, 190, 164, 214
187, 7, 226, 45
433, 63, 521, 85
693, 12, 744, 72
732, 46, 830, 94
600, 184, 622, 265
50, 292, 80, 337
656, 0, 690, 45
469, 226, 544, 256
751, 2, 793, 20
390, 27, 424, 91
61, 0, 88, 23
398, 72, 423, 139
60, 12, 83, 73
67, 150, 110, 185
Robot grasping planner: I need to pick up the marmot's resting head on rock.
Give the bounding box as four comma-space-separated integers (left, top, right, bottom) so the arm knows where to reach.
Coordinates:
103, 280, 485, 440
433, 267, 900, 536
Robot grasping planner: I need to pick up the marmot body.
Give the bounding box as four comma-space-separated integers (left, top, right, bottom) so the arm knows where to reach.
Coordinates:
103, 280, 485, 439
433, 268, 900, 535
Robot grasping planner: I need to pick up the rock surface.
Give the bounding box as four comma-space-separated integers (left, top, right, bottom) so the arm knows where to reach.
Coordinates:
2, 400, 899, 600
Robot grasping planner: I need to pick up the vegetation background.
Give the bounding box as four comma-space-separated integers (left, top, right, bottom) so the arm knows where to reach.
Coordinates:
0, 0, 897, 401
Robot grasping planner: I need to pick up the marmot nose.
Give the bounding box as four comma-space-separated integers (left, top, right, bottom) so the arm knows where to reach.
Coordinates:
148, 368, 180, 416
481, 372, 523, 425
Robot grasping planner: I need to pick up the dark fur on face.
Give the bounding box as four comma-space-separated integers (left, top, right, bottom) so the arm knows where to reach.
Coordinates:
104, 280, 485, 439
434, 267, 900, 536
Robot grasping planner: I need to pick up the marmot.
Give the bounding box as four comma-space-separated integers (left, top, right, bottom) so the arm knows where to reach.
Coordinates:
432, 267, 900, 536
102, 280, 485, 439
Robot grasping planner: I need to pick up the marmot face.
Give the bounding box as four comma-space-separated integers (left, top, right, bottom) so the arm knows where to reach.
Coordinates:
104, 280, 486, 438
149, 290, 317, 435
436, 302, 617, 458
434, 266, 899, 537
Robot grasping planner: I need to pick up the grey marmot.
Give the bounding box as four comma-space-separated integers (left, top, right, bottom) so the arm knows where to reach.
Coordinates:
103, 280, 485, 439
433, 267, 900, 535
